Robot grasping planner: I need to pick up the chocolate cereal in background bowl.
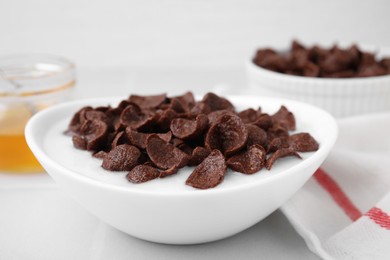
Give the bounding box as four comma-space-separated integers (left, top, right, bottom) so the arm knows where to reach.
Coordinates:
25, 92, 337, 244
246, 40, 390, 118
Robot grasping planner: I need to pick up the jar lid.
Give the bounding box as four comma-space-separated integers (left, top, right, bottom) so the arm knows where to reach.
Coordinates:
0, 54, 75, 98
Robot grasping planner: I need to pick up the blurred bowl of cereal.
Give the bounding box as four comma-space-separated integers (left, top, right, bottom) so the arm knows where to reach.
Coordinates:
246, 40, 390, 118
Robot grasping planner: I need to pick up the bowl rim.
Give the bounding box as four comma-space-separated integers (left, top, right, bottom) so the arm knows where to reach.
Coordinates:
25, 95, 338, 197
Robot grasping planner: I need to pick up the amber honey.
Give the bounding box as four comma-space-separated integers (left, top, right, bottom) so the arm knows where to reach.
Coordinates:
0, 134, 43, 172
0, 103, 43, 172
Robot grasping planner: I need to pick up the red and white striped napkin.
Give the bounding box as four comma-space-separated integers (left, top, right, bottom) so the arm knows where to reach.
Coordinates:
282, 112, 390, 260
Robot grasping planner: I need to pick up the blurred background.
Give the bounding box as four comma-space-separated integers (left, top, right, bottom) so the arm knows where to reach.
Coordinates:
1, 0, 389, 96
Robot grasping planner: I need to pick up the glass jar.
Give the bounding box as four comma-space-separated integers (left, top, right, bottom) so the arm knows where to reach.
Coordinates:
0, 54, 75, 172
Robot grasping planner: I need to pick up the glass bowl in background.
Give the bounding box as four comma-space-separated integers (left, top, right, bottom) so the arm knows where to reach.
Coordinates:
0, 54, 75, 173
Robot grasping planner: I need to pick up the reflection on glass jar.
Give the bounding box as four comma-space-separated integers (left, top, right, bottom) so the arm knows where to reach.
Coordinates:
0, 54, 75, 173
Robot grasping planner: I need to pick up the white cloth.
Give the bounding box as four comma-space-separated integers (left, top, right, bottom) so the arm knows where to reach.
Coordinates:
282, 112, 390, 260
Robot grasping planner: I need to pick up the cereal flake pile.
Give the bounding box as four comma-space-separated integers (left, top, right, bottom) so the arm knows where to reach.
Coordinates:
67, 92, 319, 189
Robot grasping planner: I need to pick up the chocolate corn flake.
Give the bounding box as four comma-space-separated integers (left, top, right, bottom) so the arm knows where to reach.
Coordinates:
191, 93, 234, 114
246, 124, 268, 148
166, 98, 187, 113
170, 114, 208, 140
255, 51, 289, 72
207, 110, 236, 125
227, 145, 266, 174
72, 135, 87, 150
190, 101, 211, 115
93, 150, 107, 159
238, 108, 261, 124
177, 143, 193, 155
272, 106, 296, 131
320, 48, 356, 74
127, 165, 160, 183
125, 128, 172, 149
102, 144, 141, 171
170, 137, 184, 147
188, 146, 211, 166
155, 108, 178, 132
69, 106, 92, 133
186, 150, 227, 189
159, 166, 179, 178
120, 104, 158, 131
119, 103, 144, 128
267, 123, 289, 144
205, 114, 248, 157
265, 147, 302, 170
67, 92, 320, 189
253, 113, 273, 130
380, 58, 390, 71
173, 91, 196, 112
201, 92, 235, 112
267, 137, 289, 154
254, 48, 277, 63
111, 131, 126, 148
288, 49, 309, 71
357, 64, 388, 77
85, 110, 111, 126
288, 133, 319, 152
303, 62, 320, 77
129, 93, 166, 109
146, 135, 189, 170
216, 114, 248, 156
79, 119, 108, 151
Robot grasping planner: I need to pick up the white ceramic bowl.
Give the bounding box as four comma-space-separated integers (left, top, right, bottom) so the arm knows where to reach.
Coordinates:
247, 45, 390, 118
25, 95, 338, 244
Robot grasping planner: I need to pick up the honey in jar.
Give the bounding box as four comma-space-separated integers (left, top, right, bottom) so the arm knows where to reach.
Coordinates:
0, 103, 42, 172
0, 54, 75, 173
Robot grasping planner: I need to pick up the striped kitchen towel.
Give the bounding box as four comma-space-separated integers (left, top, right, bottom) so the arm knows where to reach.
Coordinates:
282, 112, 390, 260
